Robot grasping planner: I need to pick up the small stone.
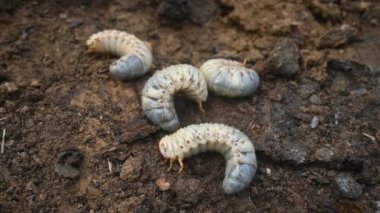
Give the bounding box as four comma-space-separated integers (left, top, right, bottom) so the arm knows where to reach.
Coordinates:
30, 79, 41, 88
55, 148, 83, 179
264, 39, 302, 77
156, 178, 171, 191
310, 116, 319, 129
120, 156, 143, 181
335, 173, 363, 199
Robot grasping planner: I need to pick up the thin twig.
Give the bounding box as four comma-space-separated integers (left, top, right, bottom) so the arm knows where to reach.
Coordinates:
1, 129, 5, 154
362, 132, 376, 142
0, 117, 7, 122
108, 158, 113, 173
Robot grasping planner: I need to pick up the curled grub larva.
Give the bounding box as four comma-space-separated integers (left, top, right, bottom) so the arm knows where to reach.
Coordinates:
86, 30, 153, 80
141, 64, 208, 132
159, 123, 257, 194
200, 59, 260, 97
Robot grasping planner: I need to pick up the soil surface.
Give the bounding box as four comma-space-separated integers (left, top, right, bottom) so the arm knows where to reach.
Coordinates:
1, 0, 379, 212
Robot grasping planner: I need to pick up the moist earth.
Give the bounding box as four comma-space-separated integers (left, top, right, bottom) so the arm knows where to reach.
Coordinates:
0, 0, 379, 212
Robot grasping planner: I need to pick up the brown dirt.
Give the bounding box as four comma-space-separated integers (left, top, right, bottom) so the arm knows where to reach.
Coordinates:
0, 0, 379, 212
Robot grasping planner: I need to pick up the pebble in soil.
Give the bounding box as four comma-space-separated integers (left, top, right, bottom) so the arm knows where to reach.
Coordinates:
120, 156, 144, 182
264, 38, 302, 77
334, 173, 363, 199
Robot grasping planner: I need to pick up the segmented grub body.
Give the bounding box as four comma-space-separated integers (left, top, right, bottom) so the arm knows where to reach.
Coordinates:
86, 30, 153, 80
200, 59, 260, 97
159, 123, 257, 194
141, 64, 208, 132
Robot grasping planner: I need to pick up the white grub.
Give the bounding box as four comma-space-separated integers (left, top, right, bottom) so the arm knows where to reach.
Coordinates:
86, 30, 153, 80
200, 59, 260, 97
141, 64, 208, 132
159, 123, 257, 194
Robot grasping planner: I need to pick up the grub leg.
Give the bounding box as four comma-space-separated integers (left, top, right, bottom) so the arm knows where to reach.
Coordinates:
178, 158, 184, 173
198, 101, 205, 113
167, 159, 174, 172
